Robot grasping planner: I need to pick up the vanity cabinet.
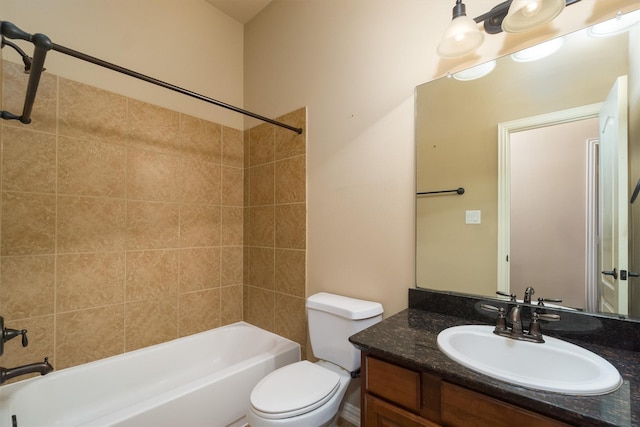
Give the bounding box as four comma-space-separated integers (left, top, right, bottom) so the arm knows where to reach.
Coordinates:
362, 355, 571, 427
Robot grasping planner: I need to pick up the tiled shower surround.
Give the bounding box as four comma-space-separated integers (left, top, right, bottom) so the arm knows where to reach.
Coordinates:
0, 60, 307, 378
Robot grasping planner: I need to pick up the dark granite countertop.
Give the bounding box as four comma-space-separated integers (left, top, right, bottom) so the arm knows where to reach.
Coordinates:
349, 290, 640, 427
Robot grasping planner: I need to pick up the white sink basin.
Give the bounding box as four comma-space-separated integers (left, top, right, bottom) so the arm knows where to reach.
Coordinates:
437, 325, 622, 395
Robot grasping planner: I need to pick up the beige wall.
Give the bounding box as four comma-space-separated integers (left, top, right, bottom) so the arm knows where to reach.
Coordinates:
245, 0, 640, 319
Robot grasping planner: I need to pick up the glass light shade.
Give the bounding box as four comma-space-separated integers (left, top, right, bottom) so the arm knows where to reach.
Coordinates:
437, 15, 485, 59
510, 36, 565, 62
502, 0, 566, 33
453, 60, 496, 81
587, 9, 640, 38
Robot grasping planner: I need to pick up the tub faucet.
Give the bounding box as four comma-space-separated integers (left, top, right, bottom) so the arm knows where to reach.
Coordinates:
0, 357, 53, 384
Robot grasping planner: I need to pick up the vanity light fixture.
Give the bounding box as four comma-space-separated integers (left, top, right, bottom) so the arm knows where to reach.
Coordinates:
437, 0, 581, 59
587, 9, 640, 38
510, 36, 565, 62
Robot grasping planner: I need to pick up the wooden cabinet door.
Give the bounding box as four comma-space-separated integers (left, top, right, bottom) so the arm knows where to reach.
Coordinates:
365, 394, 441, 427
441, 382, 571, 427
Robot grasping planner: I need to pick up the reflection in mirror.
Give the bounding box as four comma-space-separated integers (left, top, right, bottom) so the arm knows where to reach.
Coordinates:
416, 10, 640, 319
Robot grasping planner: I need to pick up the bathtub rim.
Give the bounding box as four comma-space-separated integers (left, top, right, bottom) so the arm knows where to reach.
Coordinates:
2, 321, 297, 389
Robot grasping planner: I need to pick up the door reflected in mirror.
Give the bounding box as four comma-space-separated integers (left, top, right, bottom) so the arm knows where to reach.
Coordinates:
415, 10, 640, 318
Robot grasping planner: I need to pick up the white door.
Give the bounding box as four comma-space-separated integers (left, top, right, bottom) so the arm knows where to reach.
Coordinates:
598, 76, 629, 315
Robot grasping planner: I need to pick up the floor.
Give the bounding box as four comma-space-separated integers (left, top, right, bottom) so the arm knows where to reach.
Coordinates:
338, 417, 358, 427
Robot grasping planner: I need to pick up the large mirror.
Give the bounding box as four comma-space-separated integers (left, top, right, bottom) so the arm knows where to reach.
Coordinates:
416, 10, 640, 319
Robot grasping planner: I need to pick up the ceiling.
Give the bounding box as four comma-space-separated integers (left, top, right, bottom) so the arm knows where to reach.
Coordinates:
204, 0, 272, 24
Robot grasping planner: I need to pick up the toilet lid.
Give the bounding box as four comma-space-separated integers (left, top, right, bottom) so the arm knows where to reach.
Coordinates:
250, 361, 340, 419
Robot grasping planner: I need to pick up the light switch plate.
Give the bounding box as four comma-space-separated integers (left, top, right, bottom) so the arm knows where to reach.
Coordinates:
465, 210, 481, 224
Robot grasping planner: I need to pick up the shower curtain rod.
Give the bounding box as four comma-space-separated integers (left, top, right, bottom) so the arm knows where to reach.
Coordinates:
0, 21, 303, 134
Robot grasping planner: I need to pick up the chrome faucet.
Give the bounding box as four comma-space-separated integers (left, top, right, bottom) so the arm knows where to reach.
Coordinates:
0, 357, 53, 384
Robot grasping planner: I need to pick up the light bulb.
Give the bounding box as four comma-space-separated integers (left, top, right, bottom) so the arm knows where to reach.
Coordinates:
523, 1, 541, 17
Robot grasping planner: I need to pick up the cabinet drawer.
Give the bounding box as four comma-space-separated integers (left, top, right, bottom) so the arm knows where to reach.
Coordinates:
366, 357, 421, 412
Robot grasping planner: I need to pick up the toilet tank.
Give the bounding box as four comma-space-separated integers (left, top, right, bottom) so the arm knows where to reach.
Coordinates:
306, 293, 383, 372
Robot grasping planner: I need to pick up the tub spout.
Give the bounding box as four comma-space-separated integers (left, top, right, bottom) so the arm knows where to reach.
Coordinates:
0, 357, 53, 384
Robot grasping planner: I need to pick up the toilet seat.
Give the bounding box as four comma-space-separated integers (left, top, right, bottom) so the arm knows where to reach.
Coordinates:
250, 361, 340, 420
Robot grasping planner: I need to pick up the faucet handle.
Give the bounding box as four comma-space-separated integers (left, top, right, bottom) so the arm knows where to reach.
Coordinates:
528, 311, 561, 342
528, 313, 543, 340
496, 291, 516, 301
480, 304, 507, 332
0, 316, 28, 356
535, 312, 560, 322
3, 327, 28, 347
481, 304, 499, 311
537, 297, 563, 306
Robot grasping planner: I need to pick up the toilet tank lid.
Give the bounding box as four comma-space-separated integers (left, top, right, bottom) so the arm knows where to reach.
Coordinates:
306, 293, 383, 320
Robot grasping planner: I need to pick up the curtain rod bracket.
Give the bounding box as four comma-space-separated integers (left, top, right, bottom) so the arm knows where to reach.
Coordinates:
1, 21, 51, 124
1, 36, 41, 74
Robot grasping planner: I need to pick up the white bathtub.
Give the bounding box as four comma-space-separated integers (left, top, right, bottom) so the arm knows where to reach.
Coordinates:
0, 322, 300, 427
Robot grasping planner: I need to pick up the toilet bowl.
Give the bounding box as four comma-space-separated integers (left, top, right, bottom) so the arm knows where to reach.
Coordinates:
247, 293, 383, 427
247, 360, 350, 427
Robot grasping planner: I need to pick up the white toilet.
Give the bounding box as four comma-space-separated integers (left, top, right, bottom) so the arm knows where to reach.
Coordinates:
247, 292, 383, 427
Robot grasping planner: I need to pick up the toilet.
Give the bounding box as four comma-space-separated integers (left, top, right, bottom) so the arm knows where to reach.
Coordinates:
247, 292, 383, 427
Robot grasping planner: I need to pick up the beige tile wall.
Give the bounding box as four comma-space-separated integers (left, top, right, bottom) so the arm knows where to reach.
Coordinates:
244, 108, 307, 357
0, 59, 306, 379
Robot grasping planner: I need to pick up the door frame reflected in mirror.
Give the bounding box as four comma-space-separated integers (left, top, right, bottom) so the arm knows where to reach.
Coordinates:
497, 103, 602, 310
